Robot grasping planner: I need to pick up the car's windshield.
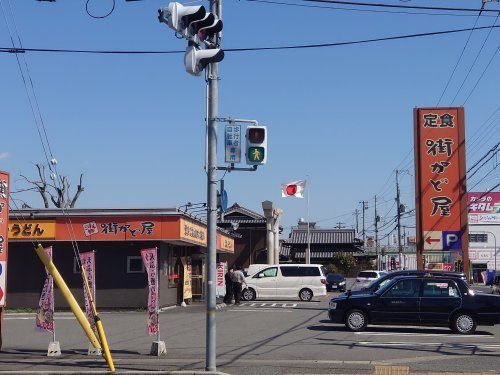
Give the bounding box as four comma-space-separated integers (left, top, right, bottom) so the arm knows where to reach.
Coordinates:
327, 274, 343, 282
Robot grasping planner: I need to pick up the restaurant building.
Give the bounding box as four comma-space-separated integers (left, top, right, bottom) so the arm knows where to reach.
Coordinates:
6, 208, 234, 309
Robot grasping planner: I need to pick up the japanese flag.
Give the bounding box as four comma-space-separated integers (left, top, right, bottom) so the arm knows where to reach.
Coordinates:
281, 180, 306, 198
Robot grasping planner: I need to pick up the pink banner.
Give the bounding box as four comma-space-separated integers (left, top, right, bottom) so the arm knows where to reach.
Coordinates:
36, 247, 54, 332
140, 247, 159, 336
79, 251, 96, 331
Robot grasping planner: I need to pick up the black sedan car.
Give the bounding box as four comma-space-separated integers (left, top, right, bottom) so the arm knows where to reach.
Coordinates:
329, 275, 500, 334
348, 270, 467, 295
326, 273, 346, 292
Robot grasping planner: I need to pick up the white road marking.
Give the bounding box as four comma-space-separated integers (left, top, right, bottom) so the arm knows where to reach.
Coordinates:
355, 331, 493, 338
242, 302, 298, 308
357, 341, 500, 350
229, 308, 293, 312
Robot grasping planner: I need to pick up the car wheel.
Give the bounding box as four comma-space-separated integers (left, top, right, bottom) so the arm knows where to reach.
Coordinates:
345, 309, 368, 332
299, 288, 313, 301
242, 288, 256, 301
452, 313, 477, 334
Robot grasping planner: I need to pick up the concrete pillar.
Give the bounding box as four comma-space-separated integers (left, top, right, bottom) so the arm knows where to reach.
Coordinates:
273, 209, 282, 265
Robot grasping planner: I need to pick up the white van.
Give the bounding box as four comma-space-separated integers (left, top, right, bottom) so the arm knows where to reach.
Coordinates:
244, 264, 269, 277
242, 264, 327, 302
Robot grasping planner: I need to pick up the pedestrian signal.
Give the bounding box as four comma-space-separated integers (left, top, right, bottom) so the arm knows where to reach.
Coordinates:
246, 126, 267, 165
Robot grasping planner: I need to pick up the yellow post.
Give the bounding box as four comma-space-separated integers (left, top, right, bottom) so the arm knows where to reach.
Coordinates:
81, 266, 115, 373
34, 245, 101, 349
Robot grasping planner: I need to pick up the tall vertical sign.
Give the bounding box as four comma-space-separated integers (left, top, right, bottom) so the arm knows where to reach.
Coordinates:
225, 124, 241, 163
0, 171, 9, 350
414, 108, 469, 277
0, 171, 9, 308
79, 251, 96, 331
140, 248, 159, 336
36, 247, 54, 333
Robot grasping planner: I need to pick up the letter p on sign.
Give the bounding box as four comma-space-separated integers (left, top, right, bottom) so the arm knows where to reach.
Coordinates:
443, 231, 461, 250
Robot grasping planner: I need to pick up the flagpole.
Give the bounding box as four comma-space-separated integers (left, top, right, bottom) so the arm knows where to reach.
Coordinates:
306, 175, 311, 264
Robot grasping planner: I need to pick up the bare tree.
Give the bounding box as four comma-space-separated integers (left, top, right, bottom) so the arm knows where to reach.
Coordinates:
16, 163, 84, 208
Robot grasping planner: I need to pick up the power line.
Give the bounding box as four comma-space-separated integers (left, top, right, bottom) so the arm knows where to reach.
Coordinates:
243, 0, 499, 17
2, 24, 500, 55
301, 0, 500, 13
451, 11, 500, 104
436, 5, 484, 106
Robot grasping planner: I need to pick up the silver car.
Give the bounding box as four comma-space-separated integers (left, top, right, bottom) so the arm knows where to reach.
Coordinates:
350, 270, 388, 291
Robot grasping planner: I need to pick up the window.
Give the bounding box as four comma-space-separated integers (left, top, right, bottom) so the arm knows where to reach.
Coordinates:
384, 279, 421, 298
469, 233, 488, 243
300, 267, 321, 277
127, 256, 145, 273
359, 271, 378, 278
281, 266, 300, 277
422, 280, 460, 298
258, 267, 277, 278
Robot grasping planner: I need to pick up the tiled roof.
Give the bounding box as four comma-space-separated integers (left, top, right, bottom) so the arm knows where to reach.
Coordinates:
221, 203, 266, 221
286, 229, 357, 245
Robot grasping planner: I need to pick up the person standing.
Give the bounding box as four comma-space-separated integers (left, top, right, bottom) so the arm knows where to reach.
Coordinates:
231, 266, 246, 305
223, 267, 234, 304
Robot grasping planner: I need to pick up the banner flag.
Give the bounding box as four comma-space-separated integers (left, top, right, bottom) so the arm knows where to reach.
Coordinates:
140, 247, 159, 336
35, 246, 54, 332
79, 251, 96, 331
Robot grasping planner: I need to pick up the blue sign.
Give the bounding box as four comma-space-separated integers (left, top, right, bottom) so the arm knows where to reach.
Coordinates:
225, 125, 242, 163
0, 262, 3, 276
221, 189, 228, 212
442, 231, 461, 250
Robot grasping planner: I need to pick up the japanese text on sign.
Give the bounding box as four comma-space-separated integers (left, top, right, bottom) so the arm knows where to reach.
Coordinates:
225, 124, 242, 163
414, 108, 467, 253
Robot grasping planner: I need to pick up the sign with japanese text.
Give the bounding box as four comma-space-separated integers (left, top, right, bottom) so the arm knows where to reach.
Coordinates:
181, 257, 193, 300
79, 251, 96, 332
140, 247, 159, 336
0, 171, 9, 307
179, 218, 207, 246
414, 108, 468, 260
225, 124, 242, 163
8, 220, 56, 240
35, 246, 54, 332
468, 192, 500, 224
217, 233, 234, 253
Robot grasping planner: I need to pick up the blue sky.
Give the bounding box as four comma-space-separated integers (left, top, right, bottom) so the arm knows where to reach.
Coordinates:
1, 0, 499, 239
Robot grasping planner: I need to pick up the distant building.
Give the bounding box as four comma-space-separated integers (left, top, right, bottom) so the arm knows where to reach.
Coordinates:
217, 203, 268, 267
282, 220, 362, 262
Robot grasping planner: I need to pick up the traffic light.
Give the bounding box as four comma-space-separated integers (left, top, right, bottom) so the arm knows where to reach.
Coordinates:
159, 2, 224, 76
245, 126, 267, 165
158, 2, 206, 37
184, 44, 224, 76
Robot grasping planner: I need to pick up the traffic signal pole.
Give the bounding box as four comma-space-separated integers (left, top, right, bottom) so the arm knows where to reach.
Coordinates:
205, 0, 220, 370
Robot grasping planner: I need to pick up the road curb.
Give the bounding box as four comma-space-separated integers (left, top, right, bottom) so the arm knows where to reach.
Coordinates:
375, 366, 499, 375
0, 372, 230, 374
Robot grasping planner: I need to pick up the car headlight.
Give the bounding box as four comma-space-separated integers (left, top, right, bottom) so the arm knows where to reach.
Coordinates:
329, 301, 337, 309
339, 281, 346, 285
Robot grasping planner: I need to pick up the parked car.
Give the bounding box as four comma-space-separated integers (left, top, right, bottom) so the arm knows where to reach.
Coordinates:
350, 270, 388, 291
348, 270, 467, 295
493, 274, 500, 295
329, 275, 500, 334
326, 273, 346, 292
244, 264, 269, 277
242, 264, 327, 302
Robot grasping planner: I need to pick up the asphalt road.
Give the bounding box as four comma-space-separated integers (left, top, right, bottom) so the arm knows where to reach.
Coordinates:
1, 292, 500, 374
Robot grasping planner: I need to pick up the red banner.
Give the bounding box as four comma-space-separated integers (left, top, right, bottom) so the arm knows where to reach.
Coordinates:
414, 108, 468, 271
80, 251, 96, 331
140, 248, 159, 336
0, 171, 9, 307
35, 247, 54, 332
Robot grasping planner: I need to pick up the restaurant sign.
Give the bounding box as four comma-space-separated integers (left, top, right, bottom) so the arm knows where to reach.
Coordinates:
8, 221, 56, 240
468, 192, 500, 224
414, 108, 468, 254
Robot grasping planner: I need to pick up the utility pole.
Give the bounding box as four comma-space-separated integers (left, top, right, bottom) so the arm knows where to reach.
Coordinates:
205, 0, 220, 370
374, 195, 379, 270
360, 201, 368, 246
396, 170, 402, 270
355, 209, 359, 235
335, 221, 345, 229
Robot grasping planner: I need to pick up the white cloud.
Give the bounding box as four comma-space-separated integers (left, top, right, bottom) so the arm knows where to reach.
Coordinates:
0, 152, 10, 160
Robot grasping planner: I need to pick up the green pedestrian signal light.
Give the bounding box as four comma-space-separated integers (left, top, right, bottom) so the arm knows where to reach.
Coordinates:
248, 147, 265, 163
245, 126, 267, 165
